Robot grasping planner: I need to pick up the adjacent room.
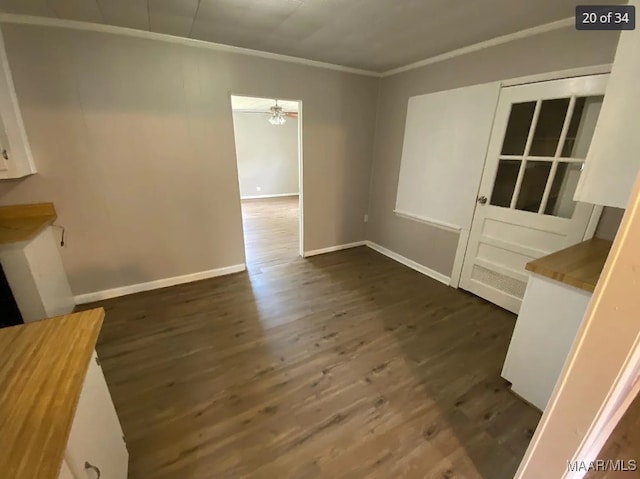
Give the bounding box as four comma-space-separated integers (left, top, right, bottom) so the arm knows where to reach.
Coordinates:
0, 2, 639, 479
230, 95, 302, 272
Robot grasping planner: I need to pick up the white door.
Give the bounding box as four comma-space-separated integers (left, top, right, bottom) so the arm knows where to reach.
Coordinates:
460, 74, 608, 314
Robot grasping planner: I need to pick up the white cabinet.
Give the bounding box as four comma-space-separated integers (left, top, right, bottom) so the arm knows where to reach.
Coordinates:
0, 27, 36, 179
64, 351, 129, 479
0, 226, 74, 322
502, 274, 592, 410
574, 1, 640, 208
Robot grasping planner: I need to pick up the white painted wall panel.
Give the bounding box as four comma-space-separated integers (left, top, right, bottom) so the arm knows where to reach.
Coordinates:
395, 82, 500, 230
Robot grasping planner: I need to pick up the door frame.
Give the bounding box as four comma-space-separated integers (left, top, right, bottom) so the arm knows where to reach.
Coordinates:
449, 64, 612, 289
228, 93, 305, 259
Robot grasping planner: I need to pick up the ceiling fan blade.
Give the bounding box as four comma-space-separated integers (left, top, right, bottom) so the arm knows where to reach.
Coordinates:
233, 110, 298, 117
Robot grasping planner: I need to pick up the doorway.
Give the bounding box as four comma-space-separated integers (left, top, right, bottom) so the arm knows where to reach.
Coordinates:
459, 74, 608, 313
230, 95, 303, 272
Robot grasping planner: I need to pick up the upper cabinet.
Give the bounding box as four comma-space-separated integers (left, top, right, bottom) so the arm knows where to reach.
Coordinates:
574, 10, 640, 209
0, 28, 36, 179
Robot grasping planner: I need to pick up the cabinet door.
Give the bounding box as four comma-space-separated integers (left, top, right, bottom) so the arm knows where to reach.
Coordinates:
574, 2, 640, 208
0, 27, 36, 179
65, 351, 128, 479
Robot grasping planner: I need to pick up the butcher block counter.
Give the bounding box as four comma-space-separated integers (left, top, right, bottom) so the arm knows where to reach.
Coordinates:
502, 238, 613, 411
0, 202, 57, 245
525, 238, 613, 293
0, 202, 74, 322
0, 308, 128, 479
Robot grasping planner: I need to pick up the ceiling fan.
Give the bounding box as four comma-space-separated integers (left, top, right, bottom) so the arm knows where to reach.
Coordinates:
239, 99, 298, 125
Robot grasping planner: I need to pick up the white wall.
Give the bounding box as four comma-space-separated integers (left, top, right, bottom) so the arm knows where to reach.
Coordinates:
232, 111, 299, 198
0, 23, 378, 296
367, 26, 620, 277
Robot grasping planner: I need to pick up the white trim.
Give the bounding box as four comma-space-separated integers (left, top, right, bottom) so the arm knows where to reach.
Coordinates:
298, 101, 305, 257
566, 339, 640, 479
391, 210, 464, 287
230, 94, 304, 257
366, 241, 451, 285
303, 241, 366, 258
0, 14, 605, 81
0, 13, 379, 78
502, 64, 612, 87
381, 17, 574, 77
583, 205, 604, 240
73, 264, 246, 304
0, 14, 608, 82
449, 229, 470, 288
393, 210, 462, 233
241, 193, 299, 200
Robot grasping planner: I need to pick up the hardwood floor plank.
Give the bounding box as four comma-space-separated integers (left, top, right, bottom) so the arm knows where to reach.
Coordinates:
78, 198, 541, 478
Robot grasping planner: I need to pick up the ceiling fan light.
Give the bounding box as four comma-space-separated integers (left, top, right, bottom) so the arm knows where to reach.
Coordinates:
269, 114, 286, 125
268, 100, 286, 125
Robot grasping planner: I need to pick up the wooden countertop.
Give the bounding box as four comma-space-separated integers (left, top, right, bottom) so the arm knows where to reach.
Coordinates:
526, 238, 613, 293
0, 308, 105, 479
0, 202, 57, 245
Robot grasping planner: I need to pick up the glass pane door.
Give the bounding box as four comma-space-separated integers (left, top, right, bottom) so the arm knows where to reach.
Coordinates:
489, 95, 604, 218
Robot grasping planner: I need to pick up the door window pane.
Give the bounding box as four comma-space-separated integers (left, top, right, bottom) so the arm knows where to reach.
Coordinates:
561, 96, 604, 158
529, 98, 570, 156
515, 161, 552, 212
500, 102, 536, 155
490, 160, 521, 207
544, 162, 582, 218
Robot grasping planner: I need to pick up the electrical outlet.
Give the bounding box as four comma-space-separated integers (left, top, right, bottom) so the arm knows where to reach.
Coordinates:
364, 214, 369, 223
256, 186, 262, 192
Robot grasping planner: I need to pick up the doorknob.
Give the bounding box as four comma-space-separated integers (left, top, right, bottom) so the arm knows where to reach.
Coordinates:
477, 196, 488, 205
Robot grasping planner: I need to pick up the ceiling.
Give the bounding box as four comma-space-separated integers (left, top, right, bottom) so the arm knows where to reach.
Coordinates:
0, 0, 624, 72
231, 96, 299, 112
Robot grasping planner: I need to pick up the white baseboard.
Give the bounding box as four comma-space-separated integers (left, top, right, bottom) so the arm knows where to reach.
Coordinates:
303, 241, 366, 257
74, 264, 246, 304
241, 193, 299, 200
365, 241, 451, 285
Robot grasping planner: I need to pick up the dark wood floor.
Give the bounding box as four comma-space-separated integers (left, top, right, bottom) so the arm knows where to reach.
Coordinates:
81, 199, 541, 479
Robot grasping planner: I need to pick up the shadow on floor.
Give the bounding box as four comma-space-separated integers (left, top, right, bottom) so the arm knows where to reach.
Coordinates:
303, 247, 542, 478
77, 246, 541, 479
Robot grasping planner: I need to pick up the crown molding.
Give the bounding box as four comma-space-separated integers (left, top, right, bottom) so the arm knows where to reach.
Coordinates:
0, 13, 381, 78
0, 13, 578, 79
380, 17, 575, 77
501, 64, 612, 87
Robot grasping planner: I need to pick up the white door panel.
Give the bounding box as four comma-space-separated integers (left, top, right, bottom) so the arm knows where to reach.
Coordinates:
460, 74, 609, 313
